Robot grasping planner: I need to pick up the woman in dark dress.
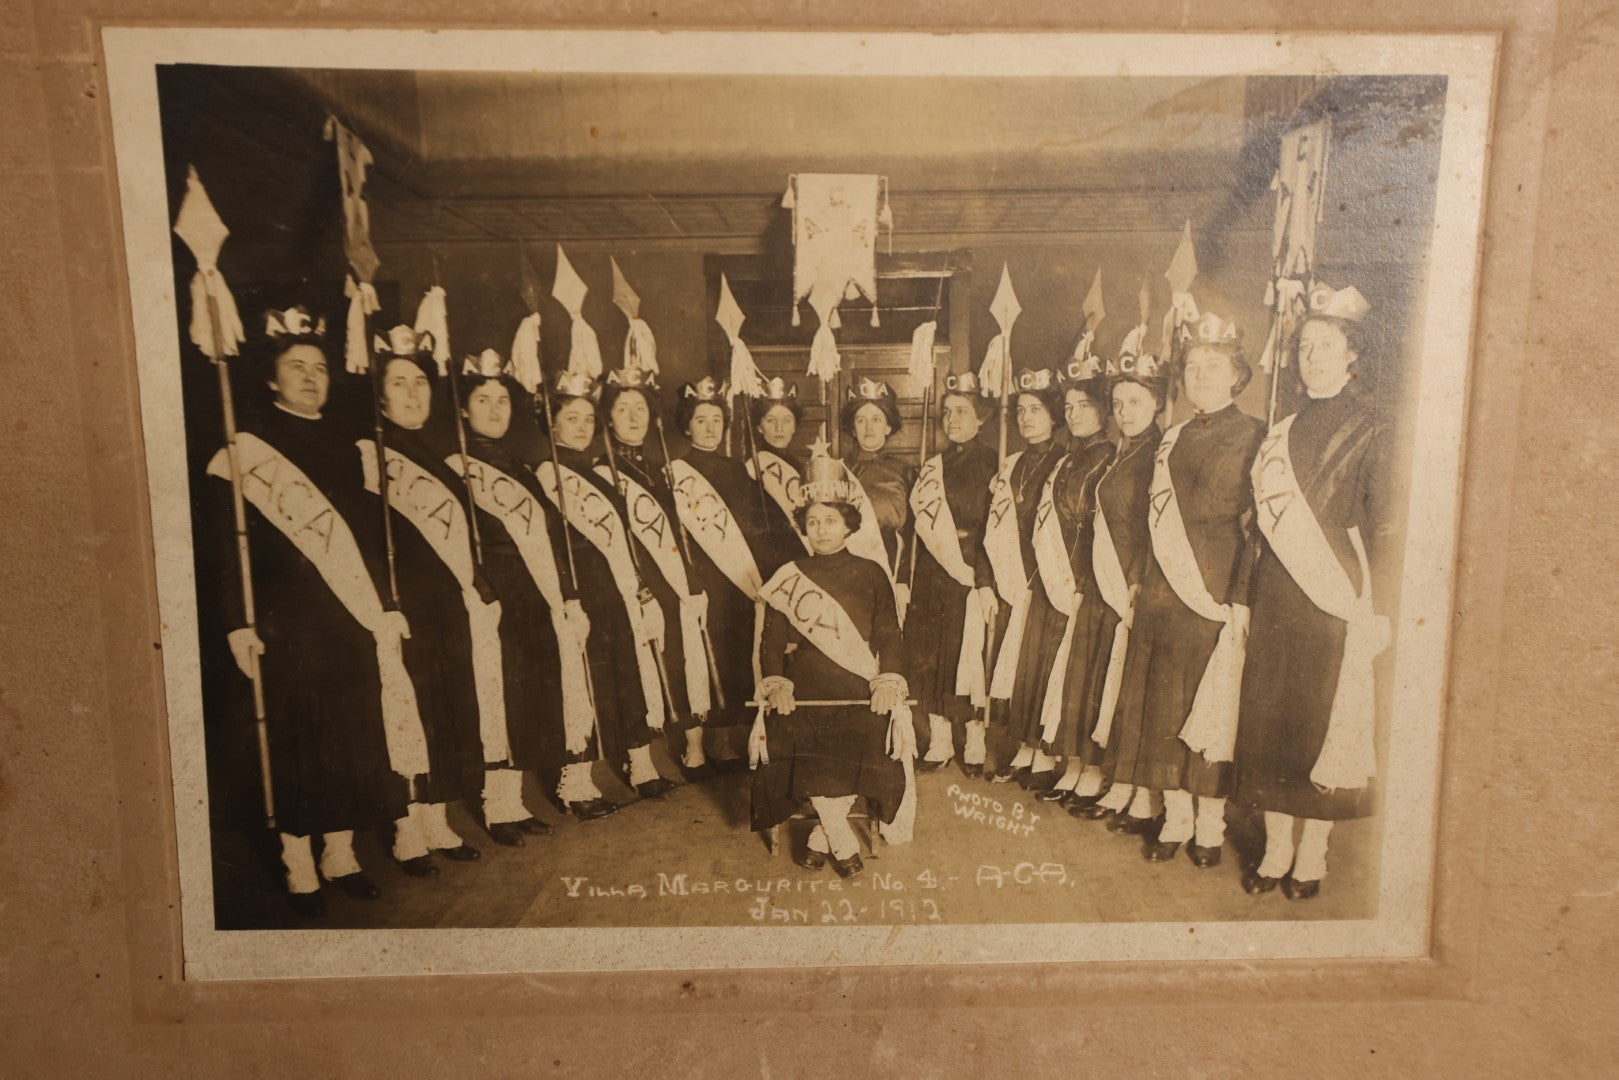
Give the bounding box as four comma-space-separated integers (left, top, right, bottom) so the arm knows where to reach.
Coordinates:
668, 377, 801, 762
360, 328, 488, 867
1233, 284, 1393, 899
751, 449, 911, 879
904, 372, 999, 774
597, 367, 715, 777
838, 376, 916, 589
746, 379, 809, 548
983, 368, 1070, 785
536, 372, 678, 803
1071, 345, 1168, 823
454, 351, 614, 833
1034, 364, 1117, 803
205, 310, 411, 915
1104, 312, 1265, 868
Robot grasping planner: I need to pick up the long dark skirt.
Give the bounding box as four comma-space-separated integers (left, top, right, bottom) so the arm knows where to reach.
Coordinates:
1233, 553, 1374, 820
490, 565, 570, 794
687, 552, 757, 730
1103, 572, 1230, 797
642, 561, 697, 734
998, 580, 1070, 748
903, 546, 976, 724
749, 707, 905, 831
1047, 579, 1118, 762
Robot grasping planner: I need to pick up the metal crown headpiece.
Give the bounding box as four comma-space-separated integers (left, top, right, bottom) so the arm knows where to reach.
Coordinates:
606, 366, 658, 390
264, 306, 326, 340
803, 437, 853, 504
1191, 312, 1240, 346
551, 369, 601, 400
1062, 354, 1105, 383
761, 376, 798, 403
462, 349, 508, 378
374, 324, 434, 358
848, 376, 896, 403
1307, 282, 1371, 322
1106, 350, 1164, 380
681, 375, 729, 402
944, 371, 987, 396
1016, 367, 1060, 392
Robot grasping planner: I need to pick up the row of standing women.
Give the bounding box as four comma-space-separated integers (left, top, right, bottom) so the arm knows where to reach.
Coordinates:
211, 279, 1389, 915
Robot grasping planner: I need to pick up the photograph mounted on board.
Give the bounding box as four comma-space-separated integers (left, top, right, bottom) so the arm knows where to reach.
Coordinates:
104, 28, 1494, 979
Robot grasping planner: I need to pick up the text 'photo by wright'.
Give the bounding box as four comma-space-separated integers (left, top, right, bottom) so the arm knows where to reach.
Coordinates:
104, 29, 1494, 979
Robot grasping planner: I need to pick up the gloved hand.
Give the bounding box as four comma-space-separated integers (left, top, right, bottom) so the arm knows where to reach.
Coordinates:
376, 610, 411, 642
1227, 603, 1251, 642
562, 598, 591, 641
638, 593, 665, 646
759, 675, 796, 716
682, 591, 709, 624
868, 672, 908, 718
975, 586, 999, 625
226, 627, 264, 680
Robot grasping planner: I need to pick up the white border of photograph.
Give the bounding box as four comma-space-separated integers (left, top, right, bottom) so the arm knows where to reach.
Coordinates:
102, 26, 1496, 981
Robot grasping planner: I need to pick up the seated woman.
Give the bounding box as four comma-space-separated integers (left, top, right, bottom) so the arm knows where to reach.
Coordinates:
750, 444, 912, 879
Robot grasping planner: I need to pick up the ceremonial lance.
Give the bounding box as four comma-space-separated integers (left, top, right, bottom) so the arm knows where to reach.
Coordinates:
173, 165, 275, 828
414, 258, 485, 568
326, 114, 400, 607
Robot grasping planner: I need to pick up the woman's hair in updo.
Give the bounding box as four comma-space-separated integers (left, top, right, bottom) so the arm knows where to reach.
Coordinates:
793, 500, 863, 535
1183, 340, 1253, 397
940, 389, 997, 422
675, 394, 729, 437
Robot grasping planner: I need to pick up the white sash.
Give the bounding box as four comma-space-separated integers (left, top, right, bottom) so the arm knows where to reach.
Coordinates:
451, 455, 593, 754
362, 442, 510, 763
1148, 422, 1246, 762
839, 460, 901, 613
984, 452, 1030, 700
910, 452, 988, 706
1032, 464, 1078, 743
760, 561, 915, 843
1253, 413, 1385, 790
536, 461, 665, 730
747, 449, 809, 550
668, 459, 765, 599
597, 464, 713, 716
1088, 492, 1133, 749
208, 433, 429, 778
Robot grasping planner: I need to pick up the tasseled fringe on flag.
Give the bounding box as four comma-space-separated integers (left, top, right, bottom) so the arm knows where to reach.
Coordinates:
791, 303, 801, 328
807, 322, 841, 383
188, 269, 245, 359
878, 176, 893, 257
343, 276, 379, 374
509, 312, 542, 393
909, 320, 938, 383
567, 319, 603, 379
979, 333, 1009, 396
625, 317, 658, 374
728, 338, 765, 399
413, 285, 451, 376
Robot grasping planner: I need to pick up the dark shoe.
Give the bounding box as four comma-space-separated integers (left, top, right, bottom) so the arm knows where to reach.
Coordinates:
914, 758, 949, 774
711, 757, 747, 774
1188, 844, 1223, 869
795, 848, 827, 872
566, 798, 618, 821
1023, 769, 1057, 793
959, 762, 985, 780
487, 822, 526, 847
1061, 791, 1100, 811
830, 852, 865, 879
400, 855, 440, 878
991, 764, 1026, 785
1143, 839, 1182, 862
1108, 813, 1159, 835
1035, 784, 1071, 803
438, 844, 481, 862
1242, 868, 1281, 895
330, 872, 381, 900
1282, 876, 1321, 901
678, 761, 714, 782
1012, 766, 1036, 789
287, 890, 327, 918
515, 817, 551, 836
1072, 801, 1113, 821
634, 777, 678, 800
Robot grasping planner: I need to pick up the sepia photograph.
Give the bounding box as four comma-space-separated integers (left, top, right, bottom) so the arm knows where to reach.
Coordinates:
103, 27, 1494, 979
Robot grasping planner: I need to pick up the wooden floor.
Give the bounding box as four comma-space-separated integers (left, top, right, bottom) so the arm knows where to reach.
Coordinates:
211, 747, 1378, 931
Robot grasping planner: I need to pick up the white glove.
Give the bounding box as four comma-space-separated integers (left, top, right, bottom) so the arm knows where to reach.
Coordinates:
894, 583, 911, 625
868, 672, 908, 718
226, 627, 264, 680
759, 675, 796, 716
376, 610, 411, 642
1227, 603, 1251, 643
975, 586, 999, 625
682, 591, 709, 624
1065, 588, 1083, 619
638, 594, 665, 646
562, 598, 590, 641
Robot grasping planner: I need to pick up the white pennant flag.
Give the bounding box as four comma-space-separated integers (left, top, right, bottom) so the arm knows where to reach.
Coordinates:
412, 285, 451, 376
552, 245, 602, 378
716, 274, 765, 397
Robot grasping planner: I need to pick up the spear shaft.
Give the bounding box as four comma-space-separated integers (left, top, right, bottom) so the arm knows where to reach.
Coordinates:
653, 413, 727, 711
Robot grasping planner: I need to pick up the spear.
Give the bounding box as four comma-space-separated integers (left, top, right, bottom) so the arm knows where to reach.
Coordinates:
416, 259, 484, 568
173, 165, 275, 829
986, 264, 1022, 467
651, 411, 727, 711
905, 267, 948, 596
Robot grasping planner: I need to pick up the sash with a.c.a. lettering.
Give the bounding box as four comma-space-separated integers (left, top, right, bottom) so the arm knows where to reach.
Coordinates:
596, 463, 712, 716
983, 451, 1029, 700
1147, 422, 1246, 762
360, 441, 510, 763
909, 452, 988, 706
667, 458, 765, 600
759, 559, 915, 843
450, 453, 593, 754
1088, 466, 1135, 750
208, 432, 429, 778
535, 460, 665, 730
1031, 463, 1080, 743
1252, 411, 1384, 791
837, 461, 900, 597
746, 449, 809, 550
